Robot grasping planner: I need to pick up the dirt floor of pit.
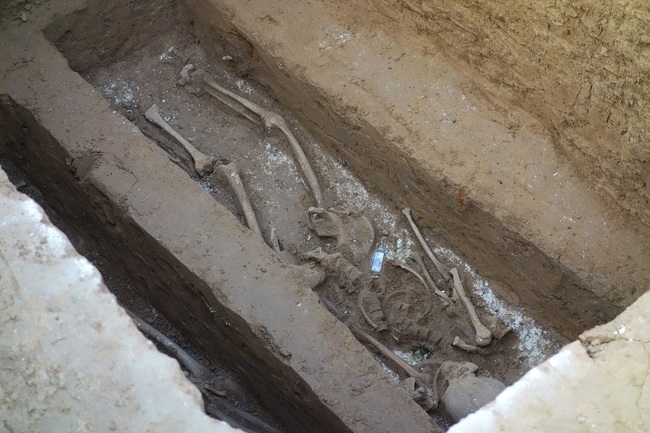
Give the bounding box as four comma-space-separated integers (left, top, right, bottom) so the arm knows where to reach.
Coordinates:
25, 24, 566, 429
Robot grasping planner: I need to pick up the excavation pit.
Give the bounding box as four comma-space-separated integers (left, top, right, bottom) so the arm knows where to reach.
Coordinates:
2, 0, 647, 432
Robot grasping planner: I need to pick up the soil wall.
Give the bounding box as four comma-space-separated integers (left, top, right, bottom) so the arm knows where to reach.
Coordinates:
381, 0, 650, 225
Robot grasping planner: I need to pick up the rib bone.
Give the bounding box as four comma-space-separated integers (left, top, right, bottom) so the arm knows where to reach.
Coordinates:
390, 260, 433, 321
450, 268, 492, 347
402, 208, 450, 281
145, 104, 216, 177
199, 73, 324, 207
409, 251, 452, 307
215, 163, 264, 239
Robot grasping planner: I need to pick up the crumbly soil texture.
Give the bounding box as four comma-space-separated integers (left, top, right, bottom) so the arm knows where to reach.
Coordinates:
5, 25, 564, 430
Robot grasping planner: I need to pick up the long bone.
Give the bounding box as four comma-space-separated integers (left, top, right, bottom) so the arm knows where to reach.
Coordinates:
351, 326, 432, 390
409, 251, 452, 307
125, 308, 210, 385
450, 268, 492, 347
145, 104, 216, 177
402, 208, 450, 281
198, 72, 324, 207
215, 162, 264, 239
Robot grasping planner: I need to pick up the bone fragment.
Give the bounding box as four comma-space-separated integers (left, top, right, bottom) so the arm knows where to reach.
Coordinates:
124, 308, 209, 383
306, 208, 374, 263
390, 260, 433, 320
177, 63, 194, 86
452, 336, 479, 353
450, 268, 492, 347
145, 104, 216, 177
302, 247, 361, 291
409, 251, 452, 307
402, 208, 450, 281
484, 314, 513, 340
351, 327, 432, 390
271, 228, 326, 289
200, 73, 324, 206
215, 162, 263, 239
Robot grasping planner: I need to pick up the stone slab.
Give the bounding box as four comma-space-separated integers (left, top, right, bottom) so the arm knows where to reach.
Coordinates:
0, 167, 240, 433
450, 291, 650, 432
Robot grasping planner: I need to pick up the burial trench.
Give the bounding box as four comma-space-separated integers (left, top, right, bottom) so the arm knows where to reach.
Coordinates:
0, 0, 635, 431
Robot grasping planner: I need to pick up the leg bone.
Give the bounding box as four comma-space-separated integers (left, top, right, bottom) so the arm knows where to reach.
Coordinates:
402, 208, 450, 281
144, 104, 216, 177
450, 268, 492, 347
199, 72, 324, 207
215, 162, 264, 239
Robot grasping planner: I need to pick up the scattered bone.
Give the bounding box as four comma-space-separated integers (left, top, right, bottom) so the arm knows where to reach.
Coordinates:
177, 63, 194, 86
192, 68, 324, 206
358, 290, 388, 332
215, 162, 264, 239
409, 251, 453, 307
214, 166, 326, 289
271, 229, 326, 289
180, 67, 260, 124
450, 268, 493, 347
402, 377, 435, 411
402, 208, 450, 281
351, 326, 432, 392
307, 207, 375, 263
303, 247, 362, 291
391, 317, 443, 347
144, 104, 216, 177
452, 336, 479, 353
390, 260, 433, 320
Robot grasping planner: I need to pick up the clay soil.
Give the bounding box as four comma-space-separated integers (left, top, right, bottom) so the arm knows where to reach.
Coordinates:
22, 25, 563, 430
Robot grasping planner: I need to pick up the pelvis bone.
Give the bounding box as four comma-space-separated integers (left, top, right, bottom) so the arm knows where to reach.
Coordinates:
306, 207, 374, 263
